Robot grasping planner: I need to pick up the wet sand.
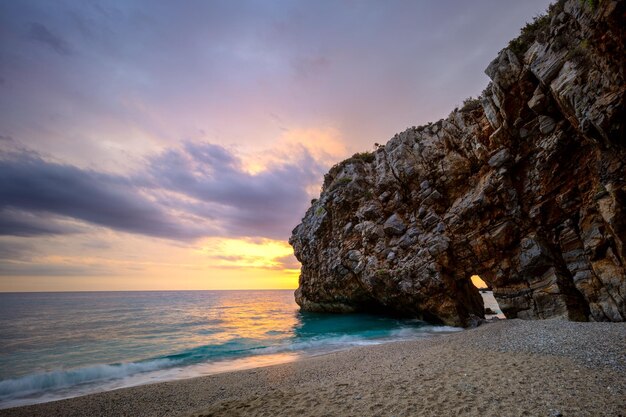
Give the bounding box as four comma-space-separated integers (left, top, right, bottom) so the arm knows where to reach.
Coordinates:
1, 319, 624, 417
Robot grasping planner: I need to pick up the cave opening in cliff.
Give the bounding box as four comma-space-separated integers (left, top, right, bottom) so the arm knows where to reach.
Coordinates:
470, 275, 488, 289
470, 275, 506, 319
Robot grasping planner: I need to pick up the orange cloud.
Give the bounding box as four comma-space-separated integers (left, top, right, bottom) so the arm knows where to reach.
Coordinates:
0, 233, 301, 291
196, 237, 299, 272
241, 127, 348, 175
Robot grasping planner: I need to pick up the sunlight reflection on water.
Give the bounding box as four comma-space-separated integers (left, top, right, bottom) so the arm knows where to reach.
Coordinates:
0, 290, 461, 409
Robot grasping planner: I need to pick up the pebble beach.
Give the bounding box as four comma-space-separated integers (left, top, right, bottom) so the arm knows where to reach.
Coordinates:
1, 318, 624, 417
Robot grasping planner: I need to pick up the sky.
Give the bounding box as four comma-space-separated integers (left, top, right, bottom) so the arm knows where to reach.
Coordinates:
0, 0, 551, 291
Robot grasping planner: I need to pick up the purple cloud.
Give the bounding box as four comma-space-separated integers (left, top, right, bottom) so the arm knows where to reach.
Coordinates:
0, 208, 84, 237
0, 142, 324, 241
0, 149, 207, 239
27, 22, 72, 55
144, 141, 325, 239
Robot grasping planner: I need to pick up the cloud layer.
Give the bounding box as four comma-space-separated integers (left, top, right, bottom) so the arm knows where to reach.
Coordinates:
0, 0, 554, 287
0, 142, 324, 241
0, 0, 552, 171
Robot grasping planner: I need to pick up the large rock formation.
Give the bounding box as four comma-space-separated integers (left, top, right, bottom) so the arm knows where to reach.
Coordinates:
290, 0, 625, 326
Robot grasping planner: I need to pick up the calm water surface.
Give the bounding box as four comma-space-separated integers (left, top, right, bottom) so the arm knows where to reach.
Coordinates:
0, 290, 461, 408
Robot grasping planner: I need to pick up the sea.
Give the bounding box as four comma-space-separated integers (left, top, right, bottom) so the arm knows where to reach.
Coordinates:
0, 290, 462, 409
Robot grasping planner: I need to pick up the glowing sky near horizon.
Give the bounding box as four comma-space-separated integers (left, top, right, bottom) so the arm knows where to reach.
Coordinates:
0, 0, 551, 291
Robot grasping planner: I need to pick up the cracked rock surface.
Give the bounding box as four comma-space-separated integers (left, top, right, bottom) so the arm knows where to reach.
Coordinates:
290, 0, 625, 326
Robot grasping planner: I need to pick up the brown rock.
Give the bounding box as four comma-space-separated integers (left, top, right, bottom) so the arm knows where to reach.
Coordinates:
290, 0, 625, 326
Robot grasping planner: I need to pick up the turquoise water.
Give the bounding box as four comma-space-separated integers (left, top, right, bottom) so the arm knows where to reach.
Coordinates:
0, 290, 460, 408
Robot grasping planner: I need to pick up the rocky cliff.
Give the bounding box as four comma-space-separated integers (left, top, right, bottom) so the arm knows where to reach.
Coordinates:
289, 0, 625, 326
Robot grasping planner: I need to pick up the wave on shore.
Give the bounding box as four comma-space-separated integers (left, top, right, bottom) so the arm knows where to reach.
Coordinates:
0, 316, 460, 409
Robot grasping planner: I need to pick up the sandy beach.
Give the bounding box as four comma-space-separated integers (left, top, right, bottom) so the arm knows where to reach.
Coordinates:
1, 319, 624, 417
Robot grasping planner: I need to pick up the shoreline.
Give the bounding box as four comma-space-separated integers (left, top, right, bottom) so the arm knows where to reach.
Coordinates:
0, 352, 305, 411
0, 322, 463, 411
1, 319, 624, 417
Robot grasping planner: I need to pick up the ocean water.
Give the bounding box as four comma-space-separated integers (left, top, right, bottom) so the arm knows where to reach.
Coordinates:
0, 290, 461, 409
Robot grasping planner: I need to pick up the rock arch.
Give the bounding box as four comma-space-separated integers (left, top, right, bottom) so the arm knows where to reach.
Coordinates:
290, 0, 625, 326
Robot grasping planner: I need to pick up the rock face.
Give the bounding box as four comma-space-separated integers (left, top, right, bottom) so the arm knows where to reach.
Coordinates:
290, 0, 626, 326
